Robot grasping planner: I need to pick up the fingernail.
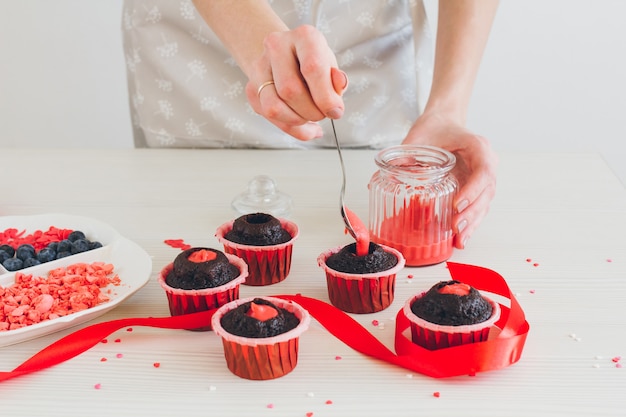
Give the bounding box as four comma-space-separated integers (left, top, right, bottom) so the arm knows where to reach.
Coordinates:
331, 67, 349, 95
456, 199, 469, 213
338, 70, 349, 92
457, 218, 468, 234
461, 235, 469, 249
327, 107, 343, 119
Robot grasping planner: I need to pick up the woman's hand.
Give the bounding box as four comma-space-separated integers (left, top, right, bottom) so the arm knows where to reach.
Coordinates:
244, 25, 348, 141
403, 112, 498, 249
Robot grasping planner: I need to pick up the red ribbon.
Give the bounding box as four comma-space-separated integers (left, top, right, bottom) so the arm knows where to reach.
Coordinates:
0, 262, 529, 382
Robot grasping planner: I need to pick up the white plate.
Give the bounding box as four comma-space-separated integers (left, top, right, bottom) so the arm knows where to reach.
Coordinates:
0, 213, 152, 347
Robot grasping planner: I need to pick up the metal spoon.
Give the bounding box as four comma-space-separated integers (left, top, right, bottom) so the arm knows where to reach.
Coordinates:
330, 119, 356, 239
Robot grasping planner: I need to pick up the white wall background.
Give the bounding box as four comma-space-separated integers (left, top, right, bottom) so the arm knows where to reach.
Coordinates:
1, 0, 624, 185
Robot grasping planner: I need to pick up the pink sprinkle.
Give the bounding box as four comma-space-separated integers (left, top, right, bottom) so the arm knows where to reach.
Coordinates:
100, 357, 107, 362
153, 362, 161, 368
371, 319, 379, 326
407, 274, 414, 279
433, 392, 441, 398
612, 356, 621, 363
94, 383, 102, 390
114, 338, 121, 343
335, 356, 342, 360
529, 289, 536, 294
126, 328, 133, 332
266, 404, 274, 409
617, 363, 623, 368
606, 259, 613, 263
116, 353, 123, 359
325, 400, 333, 405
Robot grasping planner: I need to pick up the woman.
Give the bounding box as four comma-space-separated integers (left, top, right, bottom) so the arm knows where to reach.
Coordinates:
122, 0, 499, 249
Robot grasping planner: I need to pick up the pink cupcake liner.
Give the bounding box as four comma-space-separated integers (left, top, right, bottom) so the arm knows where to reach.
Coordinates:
158, 253, 248, 331
215, 219, 298, 286
403, 292, 501, 350
317, 245, 406, 314
211, 296, 311, 380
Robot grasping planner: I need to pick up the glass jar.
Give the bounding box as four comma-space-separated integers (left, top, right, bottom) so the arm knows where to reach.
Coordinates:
368, 145, 458, 266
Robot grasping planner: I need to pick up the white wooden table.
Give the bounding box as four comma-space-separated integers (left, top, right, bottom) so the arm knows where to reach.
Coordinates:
1, 149, 625, 417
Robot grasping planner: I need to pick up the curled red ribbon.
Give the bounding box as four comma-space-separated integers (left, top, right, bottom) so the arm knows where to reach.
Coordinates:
0, 262, 529, 382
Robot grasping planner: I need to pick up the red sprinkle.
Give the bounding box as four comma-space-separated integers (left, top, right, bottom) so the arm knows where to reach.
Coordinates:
612, 356, 621, 363
126, 328, 133, 332
114, 338, 121, 343
306, 413, 314, 417
407, 274, 414, 279
153, 362, 161, 368
101, 339, 108, 344
526, 258, 532, 262
433, 392, 441, 398
0, 226, 73, 251
533, 263, 539, 267
116, 353, 123, 359
325, 400, 333, 405
371, 320, 379, 326
100, 357, 107, 362
164, 239, 191, 250
335, 356, 342, 360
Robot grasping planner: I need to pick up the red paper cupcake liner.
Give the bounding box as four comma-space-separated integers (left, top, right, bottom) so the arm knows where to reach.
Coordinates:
402, 292, 501, 350
215, 219, 298, 286
317, 245, 406, 314
211, 296, 311, 380
158, 254, 248, 331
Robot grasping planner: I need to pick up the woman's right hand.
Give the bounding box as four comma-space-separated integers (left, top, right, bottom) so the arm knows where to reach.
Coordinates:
244, 25, 348, 141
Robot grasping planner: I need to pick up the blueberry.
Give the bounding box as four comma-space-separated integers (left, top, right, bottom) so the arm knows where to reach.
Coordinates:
89, 241, 103, 250
47, 242, 59, 252
3, 257, 24, 271
68, 230, 86, 242
16, 244, 36, 261
56, 251, 72, 259
0, 249, 11, 264
23, 258, 41, 268
37, 247, 57, 263
71, 238, 90, 254
57, 240, 72, 253
0, 244, 15, 257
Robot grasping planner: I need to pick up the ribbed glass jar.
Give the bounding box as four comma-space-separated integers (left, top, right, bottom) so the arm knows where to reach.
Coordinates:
368, 145, 458, 266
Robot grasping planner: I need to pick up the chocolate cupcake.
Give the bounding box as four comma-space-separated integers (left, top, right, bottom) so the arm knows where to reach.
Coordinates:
318, 243, 405, 314
224, 213, 291, 246
211, 296, 310, 380
403, 280, 500, 350
219, 297, 300, 338
166, 247, 240, 290
158, 248, 248, 331
216, 213, 298, 286
325, 242, 398, 274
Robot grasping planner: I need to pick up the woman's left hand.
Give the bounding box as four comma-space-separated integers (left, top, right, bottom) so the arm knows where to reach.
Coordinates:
403, 111, 498, 249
